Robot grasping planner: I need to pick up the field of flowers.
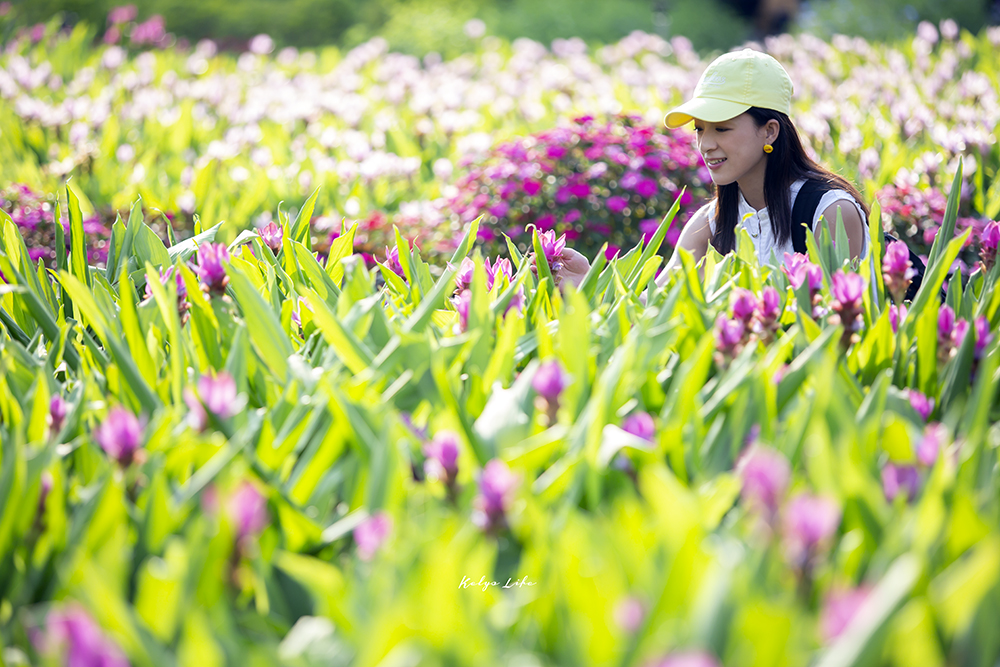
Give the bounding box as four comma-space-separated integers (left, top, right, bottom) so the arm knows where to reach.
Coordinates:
2, 9, 1000, 667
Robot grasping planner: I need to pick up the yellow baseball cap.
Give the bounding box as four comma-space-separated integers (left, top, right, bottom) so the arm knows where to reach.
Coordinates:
663, 49, 793, 129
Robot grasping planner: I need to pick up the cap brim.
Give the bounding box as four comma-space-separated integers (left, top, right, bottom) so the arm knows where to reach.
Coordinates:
663, 97, 752, 129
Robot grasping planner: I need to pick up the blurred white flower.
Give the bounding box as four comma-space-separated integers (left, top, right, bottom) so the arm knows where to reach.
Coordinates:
249, 34, 275, 55
464, 19, 486, 39
116, 144, 135, 162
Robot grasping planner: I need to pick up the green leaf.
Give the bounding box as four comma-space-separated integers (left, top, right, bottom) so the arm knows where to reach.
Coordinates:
66, 182, 90, 289
291, 187, 321, 247
226, 262, 294, 383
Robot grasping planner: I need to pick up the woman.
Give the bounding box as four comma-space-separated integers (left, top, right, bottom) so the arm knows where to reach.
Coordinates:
548, 49, 871, 290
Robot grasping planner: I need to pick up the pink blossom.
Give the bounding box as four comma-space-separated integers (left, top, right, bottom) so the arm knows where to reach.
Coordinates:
821, 587, 871, 643
228, 482, 269, 541
783, 494, 841, 565
737, 445, 791, 515
908, 390, 934, 421
622, 412, 655, 441
882, 463, 920, 502
354, 511, 392, 560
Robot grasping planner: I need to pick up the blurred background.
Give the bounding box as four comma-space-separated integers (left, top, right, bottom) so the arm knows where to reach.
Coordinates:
8, 0, 998, 55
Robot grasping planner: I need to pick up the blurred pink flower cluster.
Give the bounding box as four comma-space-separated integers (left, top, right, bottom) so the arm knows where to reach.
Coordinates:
0, 184, 110, 267
103, 5, 172, 49
443, 114, 711, 261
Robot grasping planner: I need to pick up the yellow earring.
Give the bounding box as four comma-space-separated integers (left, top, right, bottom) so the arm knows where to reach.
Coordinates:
763, 144, 773, 154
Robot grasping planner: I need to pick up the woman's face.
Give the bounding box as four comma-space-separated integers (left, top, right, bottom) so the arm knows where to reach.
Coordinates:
693, 113, 774, 188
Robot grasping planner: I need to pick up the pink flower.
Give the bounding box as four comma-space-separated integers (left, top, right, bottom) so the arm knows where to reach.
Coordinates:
783, 494, 841, 565
715, 314, 745, 357
424, 431, 460, 484
197, 372, 238, 419
917, 423, 948, 466
473, 459, 519, 532
538, 230, 566, 264
938, 305, 956, 342
821, 587, 871, 643
258, 222, 283, 253
908, 390, 934, 421
889, 304, 907, 333
33, 606, 129, 667
622, 412, 655, 441
831, 270, 865, 309
737, 445, 791, 515
384, 246, 406, 280
453, 289, 471, 332
354, 511, 392, 561
882, 463, 920, 502
522, 180, 542, 196
606, 196, 628, 214
759, 286, 782, 323
94, 407, 144, 467
731, 288, 758, 324
651, 651, 721, 667
195, 243, 230, 295
453, 257, 475, 292
613, 597, 645, 633
974, 316, 993, 358
49, 395, 67, 434
108, 4, 138, 24
635, 178, 658, 198
228, 482, 269, 541
980, 220, 999, 271
533, 360, 568, 401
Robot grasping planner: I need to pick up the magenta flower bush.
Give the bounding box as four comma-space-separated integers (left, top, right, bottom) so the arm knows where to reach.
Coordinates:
441, 114, 710, 260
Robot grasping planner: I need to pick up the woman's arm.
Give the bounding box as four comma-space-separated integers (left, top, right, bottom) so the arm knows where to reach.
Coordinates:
819, 201, 865, 261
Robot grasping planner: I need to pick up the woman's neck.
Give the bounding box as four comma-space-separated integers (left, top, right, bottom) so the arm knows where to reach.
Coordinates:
737, 159, 768, 211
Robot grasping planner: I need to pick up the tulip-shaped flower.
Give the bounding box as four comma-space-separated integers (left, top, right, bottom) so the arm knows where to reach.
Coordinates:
783, 253, 825, 318
94, 407, 144, 467
485, 257, 514, 291
917, 423, 948, 466
737, 445, 791, 519
622, 411, 655, 441
883, 241, 916, 304
537, 230, 567, 273
756, 286, 782, 341
821, 586, 871, 643
714, 314, 746, 365
257, 221, 283, 254
974, 316, 993, 360
882, 463, 920, 502
227, 482, 269, 544
908, 390, 934, 421
198, 372, 238, 419
354, 511, 392, 561
731, 288, 758, 325
888, 303, 907, 333
533, 359, 568, 424
424, 431, 460, 493
829, 270, 865, 347
49, 394, 67, 434
195, 243, 230, 295
613, 596, 646, 633
32, 606, 129, 667
980, 220, 1000, 273
782, 494, 841, 571
145, 266, 191, 324
937, 305, 957, 363
453, 257, 475, 293
384, 246, 406, 281
473, 459, 519, 534
452, 289, 471, 333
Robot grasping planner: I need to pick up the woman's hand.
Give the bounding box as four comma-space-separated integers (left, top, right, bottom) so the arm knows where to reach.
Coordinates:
529, 247, 591, 289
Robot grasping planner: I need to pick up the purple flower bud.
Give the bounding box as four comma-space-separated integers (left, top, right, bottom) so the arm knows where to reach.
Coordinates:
49, 395, 67, 433
938, 306, 956, 341
424, 431, 460, 482
759, 286, 782, 322
981, 220, 1000, 271
37, 470, 53, 518
227, 482, 268, 541
918, 423, 948, 467
622, 411, 655, 441
807, 264, 825, 292
354, 510, 392, 561
782, 494, 841, 565
714, 314, 745, 356
882, 463, 920, 502
453, 289, 471, 333
144, 266, 187, 301
613, 597, 645, 633
908, 390, 934, 421
94, 407, 143, 467
195, 243, 230, 295
33, 606, 129, 667
473, 459, 519, 531
384, 246, 406, 280
821, 587, 871, 643
532, 360, 568, 402
485, 256, 513, 291
731, 288, 758, 324
652, 650, 721, 667
953, 319, 970, 347
737, 445, 791, 515
183, 388, 207, 432
889, 304, 906, 333
258, 221, 283, 253
781, 253, 811, 290
883, 242, 915, 303
197, 372, 238, 419
831, 270, 865, 309
538, 230, 567, 265
453, 257, 475, 292
974, 316, 993, 358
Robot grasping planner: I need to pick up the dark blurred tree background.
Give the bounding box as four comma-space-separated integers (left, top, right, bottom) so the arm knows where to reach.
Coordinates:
6, 0, 997, 55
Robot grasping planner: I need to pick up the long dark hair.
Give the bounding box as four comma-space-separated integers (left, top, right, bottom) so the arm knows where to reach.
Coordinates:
710, 107, 870, 255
